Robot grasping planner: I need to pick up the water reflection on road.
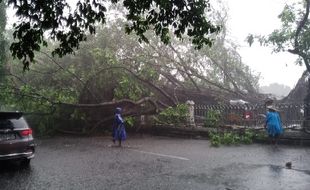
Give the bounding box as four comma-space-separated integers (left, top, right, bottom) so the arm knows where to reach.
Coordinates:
0, 136, 310, 190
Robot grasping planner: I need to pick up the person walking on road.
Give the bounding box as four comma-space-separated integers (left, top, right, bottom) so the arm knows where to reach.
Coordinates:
112, 107, 127, 147
264, 105, 283, 145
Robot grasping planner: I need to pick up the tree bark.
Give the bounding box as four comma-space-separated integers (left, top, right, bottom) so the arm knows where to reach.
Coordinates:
304, 79, 310, 132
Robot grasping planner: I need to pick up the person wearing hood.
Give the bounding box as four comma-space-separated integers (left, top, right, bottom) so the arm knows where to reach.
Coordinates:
264, 105, 283, 145
112, 107, 127, 147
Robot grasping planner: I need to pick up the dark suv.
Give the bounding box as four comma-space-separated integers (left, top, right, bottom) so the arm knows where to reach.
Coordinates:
0, 112, 35, 166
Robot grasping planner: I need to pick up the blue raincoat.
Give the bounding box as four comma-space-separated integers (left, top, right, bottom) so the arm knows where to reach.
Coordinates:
266, 111, 283, 137
112, 108, 127, 141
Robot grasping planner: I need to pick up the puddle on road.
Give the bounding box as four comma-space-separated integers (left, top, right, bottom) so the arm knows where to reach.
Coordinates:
244, 164, 310, 190
268, 164, 310, 175
179, 163, 310, 190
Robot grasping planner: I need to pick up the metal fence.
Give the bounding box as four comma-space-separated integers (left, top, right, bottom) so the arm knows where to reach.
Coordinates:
194, 103, 304, 129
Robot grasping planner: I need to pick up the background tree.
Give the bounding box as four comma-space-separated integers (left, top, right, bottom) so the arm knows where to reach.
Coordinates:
1, 17, 261, 134
0, 0, 7, 109
260, 83, 291, 99
248, 0, 309, 80
0, 0, 6, 81
247, 0, 310, 130
0, 2, 262, 135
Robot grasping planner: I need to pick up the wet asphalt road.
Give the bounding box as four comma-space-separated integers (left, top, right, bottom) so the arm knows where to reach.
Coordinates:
1, 135, 310, 190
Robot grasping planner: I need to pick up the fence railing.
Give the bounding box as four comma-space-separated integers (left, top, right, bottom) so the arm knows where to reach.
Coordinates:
194, 103, 305, 129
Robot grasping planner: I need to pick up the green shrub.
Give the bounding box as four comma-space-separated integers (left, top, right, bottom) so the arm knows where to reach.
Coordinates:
222, 132, 242, 145
210, 129, 256, 147
222, 132, 234, 145
157, 104, 188, 126
254, 132, 268, 140
241, 129, 254, 144
232, 134, 241, 144
209, 132, 221, 147
204, 110, 221, 127
124, 116, 135, 127
240, 136, 251, 144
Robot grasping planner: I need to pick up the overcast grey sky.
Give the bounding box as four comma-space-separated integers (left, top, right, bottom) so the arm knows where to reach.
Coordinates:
223, 0, 305, 88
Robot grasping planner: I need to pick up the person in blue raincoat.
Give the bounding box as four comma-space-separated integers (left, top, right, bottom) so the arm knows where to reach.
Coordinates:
264, 105, 283, 144
112, 107, 127, 147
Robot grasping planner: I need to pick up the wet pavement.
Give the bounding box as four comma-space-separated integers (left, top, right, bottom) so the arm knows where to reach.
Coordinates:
1, 135, 310, 190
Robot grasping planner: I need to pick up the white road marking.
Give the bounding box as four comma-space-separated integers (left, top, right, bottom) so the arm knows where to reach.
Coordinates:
130, 149, 190, 161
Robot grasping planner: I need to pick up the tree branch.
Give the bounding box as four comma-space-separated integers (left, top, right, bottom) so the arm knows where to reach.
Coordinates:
39, 51, 99, 102
288, 0, 310, 71
83, 65, 178, 105
57, 97, 156, 108
168, 44, 201, 92
208, 57, 243, 94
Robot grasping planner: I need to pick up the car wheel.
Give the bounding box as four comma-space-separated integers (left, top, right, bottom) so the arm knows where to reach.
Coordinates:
20, 158, 31, 167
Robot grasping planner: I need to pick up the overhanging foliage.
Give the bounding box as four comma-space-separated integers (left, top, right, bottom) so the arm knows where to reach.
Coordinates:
1, 0, 220, 70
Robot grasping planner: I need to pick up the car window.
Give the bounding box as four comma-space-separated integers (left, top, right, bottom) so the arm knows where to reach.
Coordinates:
0, 120, 14, 129
10, 117, 29, 129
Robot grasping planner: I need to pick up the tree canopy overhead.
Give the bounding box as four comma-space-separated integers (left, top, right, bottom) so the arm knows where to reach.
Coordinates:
1, 0, 220, 70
